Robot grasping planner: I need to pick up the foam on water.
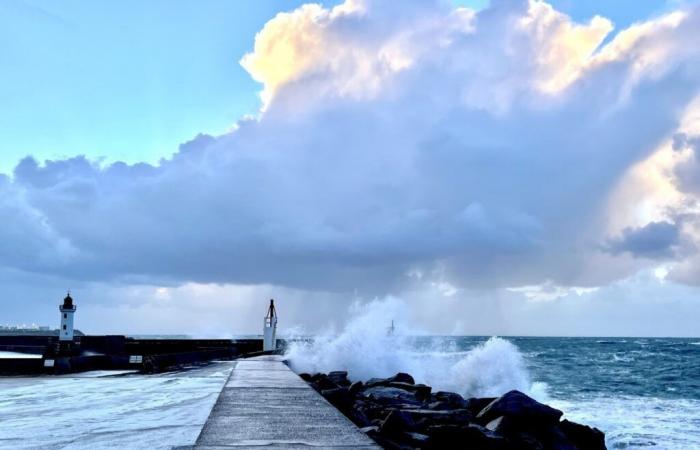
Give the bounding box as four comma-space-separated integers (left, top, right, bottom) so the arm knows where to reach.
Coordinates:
0, 362, 233, 449
285, 298, 542, 399
0, 351, 42, 359
551, 396, 700, 450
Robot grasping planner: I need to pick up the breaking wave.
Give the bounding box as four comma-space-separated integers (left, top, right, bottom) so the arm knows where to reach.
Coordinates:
285, 298, 545, 400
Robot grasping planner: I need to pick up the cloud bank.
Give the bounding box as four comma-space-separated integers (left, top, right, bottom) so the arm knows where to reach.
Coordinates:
4, 0, 700, 334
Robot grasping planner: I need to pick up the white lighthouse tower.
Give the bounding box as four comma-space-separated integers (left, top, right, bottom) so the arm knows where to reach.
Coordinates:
263, 299, 278, 351
59, 292, 76, 341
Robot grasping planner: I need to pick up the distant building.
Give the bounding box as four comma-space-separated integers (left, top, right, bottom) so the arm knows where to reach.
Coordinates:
0, 324, 50, 331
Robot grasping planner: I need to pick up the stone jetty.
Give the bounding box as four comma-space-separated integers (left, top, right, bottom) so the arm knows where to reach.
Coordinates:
302, 370, 606, 450
189, 356, 379, 449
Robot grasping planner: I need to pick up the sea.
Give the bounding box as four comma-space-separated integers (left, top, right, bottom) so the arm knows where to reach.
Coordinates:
0, 337, 698, 449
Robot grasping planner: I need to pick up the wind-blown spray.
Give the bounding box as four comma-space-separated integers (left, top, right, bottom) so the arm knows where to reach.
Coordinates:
285, 298, 543, 399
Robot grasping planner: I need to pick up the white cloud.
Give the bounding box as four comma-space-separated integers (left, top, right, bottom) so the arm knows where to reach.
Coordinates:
4, 0, 700, 334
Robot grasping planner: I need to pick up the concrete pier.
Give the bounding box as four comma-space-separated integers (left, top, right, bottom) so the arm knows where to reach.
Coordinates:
190, 356, 379, 449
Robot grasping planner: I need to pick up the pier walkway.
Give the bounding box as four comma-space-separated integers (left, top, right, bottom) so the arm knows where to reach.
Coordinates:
190, 355, 379, 449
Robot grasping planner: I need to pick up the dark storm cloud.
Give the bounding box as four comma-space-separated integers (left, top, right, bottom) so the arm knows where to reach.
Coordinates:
606, 221, 680, 259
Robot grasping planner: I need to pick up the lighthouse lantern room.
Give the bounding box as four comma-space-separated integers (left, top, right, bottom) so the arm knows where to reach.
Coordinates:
59, 292, 77, 341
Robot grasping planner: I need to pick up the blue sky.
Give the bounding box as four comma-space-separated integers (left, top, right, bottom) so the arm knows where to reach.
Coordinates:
0, 0, 324, 171
0, 0, 682, 173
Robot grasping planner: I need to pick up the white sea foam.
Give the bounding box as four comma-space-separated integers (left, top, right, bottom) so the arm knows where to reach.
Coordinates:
551, 395, 700, 450
0, 362, 233, 449
0, 351, 42, 359
285, 298, 543, 400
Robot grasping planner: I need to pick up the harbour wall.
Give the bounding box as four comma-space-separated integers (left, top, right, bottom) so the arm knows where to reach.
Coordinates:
0, 335, 281, 375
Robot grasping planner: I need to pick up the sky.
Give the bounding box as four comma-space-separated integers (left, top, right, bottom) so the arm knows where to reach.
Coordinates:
2, 0, 700, 336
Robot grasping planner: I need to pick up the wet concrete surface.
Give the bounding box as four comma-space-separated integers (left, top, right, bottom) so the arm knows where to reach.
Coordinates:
190, 356, 379, 449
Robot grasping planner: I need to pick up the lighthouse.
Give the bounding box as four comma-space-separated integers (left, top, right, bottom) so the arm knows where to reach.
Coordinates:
263, 299, 278, 351
59, 292, 76, 341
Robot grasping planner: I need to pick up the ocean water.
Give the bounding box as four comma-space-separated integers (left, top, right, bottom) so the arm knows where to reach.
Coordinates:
283, 298, 700, 450
0, 338, 697, 449
424, 337, 700, 450
288, 336, 700, 450
0, 362, 233, 449
513, 337, 700, 450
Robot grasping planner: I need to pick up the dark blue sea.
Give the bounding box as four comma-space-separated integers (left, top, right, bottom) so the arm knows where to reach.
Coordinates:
288, 335, 700, 450
433, 337, 700, 449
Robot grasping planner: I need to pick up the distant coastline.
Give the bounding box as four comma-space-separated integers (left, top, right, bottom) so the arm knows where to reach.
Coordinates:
0, 329, 85, 337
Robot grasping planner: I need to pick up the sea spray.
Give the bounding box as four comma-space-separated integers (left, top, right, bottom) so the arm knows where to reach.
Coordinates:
285, 298, 542, 399
285, 297, 411, 381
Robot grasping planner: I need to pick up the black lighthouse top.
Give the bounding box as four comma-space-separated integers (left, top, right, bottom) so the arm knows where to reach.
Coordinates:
266, 299, 277, 319
60, 292, 76, 310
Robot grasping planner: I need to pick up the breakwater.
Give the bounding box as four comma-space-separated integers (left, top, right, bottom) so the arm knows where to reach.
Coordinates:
0, 335, 272, 374
303, 370, 606, 450
186, 355, 379, 449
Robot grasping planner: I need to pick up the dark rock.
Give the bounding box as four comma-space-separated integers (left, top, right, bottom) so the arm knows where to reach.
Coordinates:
363, 386, 422, 405
402, 431, 430, 447
539, 425, 578, 450
380, 408, 475, 439
466, 396, 497, 415
388, 382, 432, 401
299, 372, 312, 382
476, 390, 563, 425
361, 427, 408, 450
371, 435, 415, 450
321, 387, 352, 412
559, 419, 606, 450
411, 409, 473, 431
426, 424, 506, 450
310, 373, 339, 391
427, 400, 454, 410
486, 414, 536, 436
388, 403, 423, 410
350, 398, 385, 426
303, 371, 604, 450
509, 432, 546, 450
380, 410, 418, 435
350, 406, 372, 426
390, 372, 415, 385
486, 415, 515, 434
486, 416, 545, 450
434, 391, 469, 409
366, 372, 415, 388
328, 370, 351, 387
349, 380, 364, 395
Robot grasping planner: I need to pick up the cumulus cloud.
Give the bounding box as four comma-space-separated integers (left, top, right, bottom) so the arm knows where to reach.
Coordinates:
5, 0, 700, 302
